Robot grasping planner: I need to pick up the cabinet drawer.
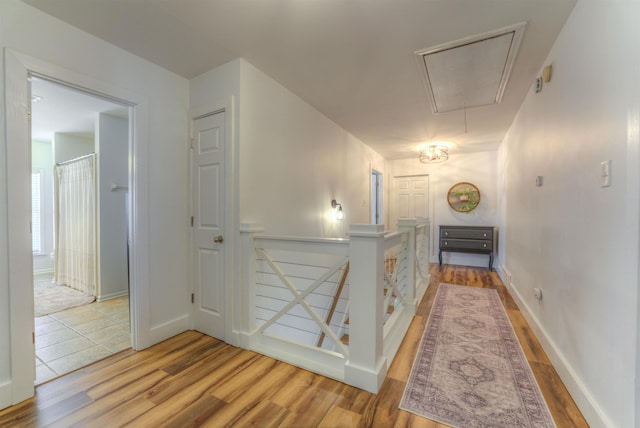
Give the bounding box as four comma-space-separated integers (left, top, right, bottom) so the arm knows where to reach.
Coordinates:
440, 228, 492, 240
440, 238, 492, 251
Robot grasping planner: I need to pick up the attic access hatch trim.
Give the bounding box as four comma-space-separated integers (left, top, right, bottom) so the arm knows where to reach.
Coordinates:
415, 22, 527, 114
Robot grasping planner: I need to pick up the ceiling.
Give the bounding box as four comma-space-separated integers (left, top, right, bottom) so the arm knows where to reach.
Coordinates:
22, 0, 576, 159
31, 77, 128, 142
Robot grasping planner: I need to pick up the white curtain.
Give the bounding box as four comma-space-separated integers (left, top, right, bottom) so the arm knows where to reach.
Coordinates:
54, 154, 97, 296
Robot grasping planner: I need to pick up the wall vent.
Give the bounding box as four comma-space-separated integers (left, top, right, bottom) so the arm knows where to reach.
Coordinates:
415, 22, 526, 114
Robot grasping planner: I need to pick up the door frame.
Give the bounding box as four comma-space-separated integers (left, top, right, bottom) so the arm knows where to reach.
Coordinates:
189, 97, 237, 345
3, 49, 150, 405
371, 168, 383, 225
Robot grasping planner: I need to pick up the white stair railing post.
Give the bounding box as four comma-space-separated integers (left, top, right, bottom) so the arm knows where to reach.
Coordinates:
345, 224, 386, 393
397, 218, 417, 308
238, 223, 264, 348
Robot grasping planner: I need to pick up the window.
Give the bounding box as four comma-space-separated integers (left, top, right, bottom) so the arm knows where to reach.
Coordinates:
32, 170, 43, 254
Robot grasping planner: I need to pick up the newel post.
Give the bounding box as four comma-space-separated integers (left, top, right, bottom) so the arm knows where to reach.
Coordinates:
238, 223, 264, 349
397, 218, 417, 308
345, 224, 386, 393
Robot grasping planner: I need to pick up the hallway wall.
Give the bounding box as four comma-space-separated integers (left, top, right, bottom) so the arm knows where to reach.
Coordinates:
238, 60, 387, 238
497, 1, 640, 426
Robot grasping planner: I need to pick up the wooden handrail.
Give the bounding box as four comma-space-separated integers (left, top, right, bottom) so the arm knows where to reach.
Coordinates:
317, 262, 350, 348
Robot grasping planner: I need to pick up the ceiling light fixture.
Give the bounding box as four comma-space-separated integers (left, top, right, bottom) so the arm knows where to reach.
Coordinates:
419, 145, 449, 164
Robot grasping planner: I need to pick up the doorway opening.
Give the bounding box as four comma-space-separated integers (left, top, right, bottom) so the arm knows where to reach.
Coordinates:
30, 76, 132, 385
371, 170, 383, 225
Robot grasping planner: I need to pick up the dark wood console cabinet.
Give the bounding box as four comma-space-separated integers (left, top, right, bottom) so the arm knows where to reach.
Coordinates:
439, 225, 498, 271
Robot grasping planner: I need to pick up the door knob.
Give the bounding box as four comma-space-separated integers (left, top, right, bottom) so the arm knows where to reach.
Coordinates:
213, 235, 224, 243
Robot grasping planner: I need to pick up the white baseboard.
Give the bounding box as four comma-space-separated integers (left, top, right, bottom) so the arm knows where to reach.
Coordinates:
498, 265, 611, 428
0, 380, 12, 411
96, 290, 129, 302
148, 315, 190, 346
252, 333, 346, 386
344, 358, 387, 394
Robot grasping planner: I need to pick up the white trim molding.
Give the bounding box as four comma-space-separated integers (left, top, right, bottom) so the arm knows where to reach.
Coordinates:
2, 49, 151, 406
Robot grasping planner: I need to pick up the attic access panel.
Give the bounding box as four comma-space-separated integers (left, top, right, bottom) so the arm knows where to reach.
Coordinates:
416, 22, 526, 114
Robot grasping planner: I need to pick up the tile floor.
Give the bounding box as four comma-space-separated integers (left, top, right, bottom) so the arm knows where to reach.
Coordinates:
35, 296, 131, 385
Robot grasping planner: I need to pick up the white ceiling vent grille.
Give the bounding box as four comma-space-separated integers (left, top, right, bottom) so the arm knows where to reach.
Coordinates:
415, 22, 526, 114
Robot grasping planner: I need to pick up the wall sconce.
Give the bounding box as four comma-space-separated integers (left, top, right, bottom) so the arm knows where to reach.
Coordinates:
331, 199, 344, 220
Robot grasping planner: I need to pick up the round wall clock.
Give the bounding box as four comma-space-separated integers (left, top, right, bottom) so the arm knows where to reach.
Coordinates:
447, 182, 480, 213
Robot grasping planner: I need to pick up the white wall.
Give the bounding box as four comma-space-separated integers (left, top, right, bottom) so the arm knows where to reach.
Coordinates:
53, 133, 93, 164
190, 59, 241, 109
96, 113, 129, 301
191, 58, 387, 239
238, 60, 386, 238
0, 0, 190, 407
31, 139, 54, 273
497, 1, 640, 426
391, 151, 499, 268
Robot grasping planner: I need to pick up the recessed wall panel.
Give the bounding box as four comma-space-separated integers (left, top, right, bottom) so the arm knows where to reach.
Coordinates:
198, 127, 220, 154
198, 163, 220, 228
199, 248, 221, 314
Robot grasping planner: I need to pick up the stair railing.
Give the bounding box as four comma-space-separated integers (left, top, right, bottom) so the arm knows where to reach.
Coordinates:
317, 262, 349, 348
239, 219, 429, 394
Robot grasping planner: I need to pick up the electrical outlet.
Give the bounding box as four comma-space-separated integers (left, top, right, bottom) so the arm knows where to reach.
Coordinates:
535, 77, 543, 93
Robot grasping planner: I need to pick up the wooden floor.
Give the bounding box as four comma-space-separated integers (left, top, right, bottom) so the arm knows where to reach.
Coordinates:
0, 264, 588, 427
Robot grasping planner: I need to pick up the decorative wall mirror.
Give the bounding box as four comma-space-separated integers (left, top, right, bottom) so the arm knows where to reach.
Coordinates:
447, 182, 480, 213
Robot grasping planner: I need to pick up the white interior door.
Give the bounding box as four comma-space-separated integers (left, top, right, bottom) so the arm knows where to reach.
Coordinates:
192, 111, 226, 339
394, 175, 430, 222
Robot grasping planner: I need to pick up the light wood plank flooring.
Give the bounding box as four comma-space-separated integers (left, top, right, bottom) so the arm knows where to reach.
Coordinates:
0, 264, 588, 427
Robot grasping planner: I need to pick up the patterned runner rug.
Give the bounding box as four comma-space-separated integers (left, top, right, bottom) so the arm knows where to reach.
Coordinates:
400, 283, 556, 428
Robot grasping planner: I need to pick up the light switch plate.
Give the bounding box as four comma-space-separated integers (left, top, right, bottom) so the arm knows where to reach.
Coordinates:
600, 160, 611, 187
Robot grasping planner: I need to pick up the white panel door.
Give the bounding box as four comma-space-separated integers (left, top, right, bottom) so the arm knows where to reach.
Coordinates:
395, 175, 429, 220
192, 112, 225, 340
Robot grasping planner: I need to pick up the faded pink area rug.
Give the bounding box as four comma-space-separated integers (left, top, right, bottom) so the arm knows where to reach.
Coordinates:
400, 283, 556, 428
